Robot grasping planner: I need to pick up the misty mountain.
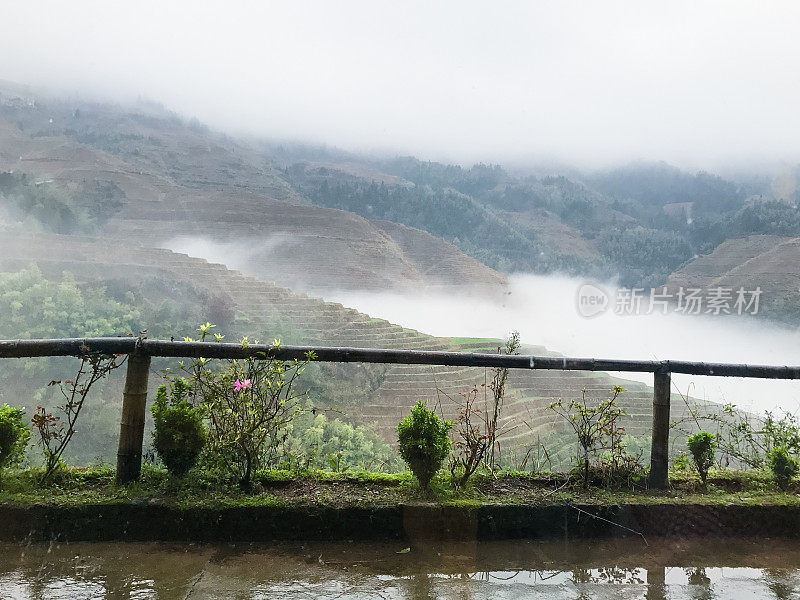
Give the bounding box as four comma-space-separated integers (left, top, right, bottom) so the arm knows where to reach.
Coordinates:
286, 148, 799, 297
5, 82, 800, 303
0, 84, 505, 296
4, 81, 800, 322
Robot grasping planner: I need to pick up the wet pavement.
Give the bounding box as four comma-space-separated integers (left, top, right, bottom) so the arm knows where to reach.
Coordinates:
1, 537, 800, 599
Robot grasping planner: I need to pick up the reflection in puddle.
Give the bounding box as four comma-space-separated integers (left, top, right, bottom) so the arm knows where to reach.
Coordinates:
1, 538, 800, 599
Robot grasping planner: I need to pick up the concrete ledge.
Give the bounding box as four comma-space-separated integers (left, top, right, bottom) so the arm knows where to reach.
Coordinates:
2, 502, 800, 542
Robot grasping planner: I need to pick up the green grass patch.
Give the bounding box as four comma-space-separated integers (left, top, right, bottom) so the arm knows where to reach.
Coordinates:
448, 337, 503, 349
0, 466, 798, 509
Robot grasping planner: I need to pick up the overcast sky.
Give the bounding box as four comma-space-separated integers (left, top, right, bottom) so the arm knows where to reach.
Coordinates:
1, 1, 799, 169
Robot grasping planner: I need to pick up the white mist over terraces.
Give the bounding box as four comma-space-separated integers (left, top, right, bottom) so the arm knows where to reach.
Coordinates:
156, 236, 800, 414
329, 274, 800, 415
165, 235, 297, 276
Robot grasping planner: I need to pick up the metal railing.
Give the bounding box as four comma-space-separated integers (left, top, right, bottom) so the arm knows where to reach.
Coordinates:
4, 336, 799, 487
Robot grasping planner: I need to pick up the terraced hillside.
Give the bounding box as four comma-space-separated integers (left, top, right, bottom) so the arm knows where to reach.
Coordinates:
0, 113, 423, 293
349, 341, 662, 468
0, 87, 507, 295
372, 220, 507, 294
0, 232, 706, 466
667, 234, 800, 322
0, 81, 301, 204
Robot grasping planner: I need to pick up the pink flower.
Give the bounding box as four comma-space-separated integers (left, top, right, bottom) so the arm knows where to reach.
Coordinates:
234, 379, 252, 392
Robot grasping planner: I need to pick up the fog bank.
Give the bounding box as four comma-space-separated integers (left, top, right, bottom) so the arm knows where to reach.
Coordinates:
166, 235, 296, 276
161, 235, 800, 414
3, 2, 800, 169
328, 274, 800, 415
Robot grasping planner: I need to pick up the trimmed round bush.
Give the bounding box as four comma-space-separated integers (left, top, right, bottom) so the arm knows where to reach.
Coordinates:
687, 431, 715, 485
0, 404, 29, 471
397, 400, 452, 489
768, 446, 799, 490
152, 381, 205, 476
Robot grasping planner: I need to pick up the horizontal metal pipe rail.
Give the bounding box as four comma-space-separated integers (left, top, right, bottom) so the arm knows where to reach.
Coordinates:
1, 336, 797, 488
1, 337, 799, 379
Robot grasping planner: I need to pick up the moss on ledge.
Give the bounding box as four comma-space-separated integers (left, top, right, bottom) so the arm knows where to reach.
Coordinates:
1, 467, 799, 542
1, 465, 799, 510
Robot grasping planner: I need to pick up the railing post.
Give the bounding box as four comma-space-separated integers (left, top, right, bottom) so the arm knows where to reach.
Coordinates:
116, 349, 151, 484
648, 365, 671, 489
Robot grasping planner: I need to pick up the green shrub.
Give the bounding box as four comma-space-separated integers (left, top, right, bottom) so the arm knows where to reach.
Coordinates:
687, 431, 716, 485
180, 328, 311, 490
290, 413, 397, 472
671, 451, 691, 472
151, 380, 205, 477
548, 386, 628, 487
767, 446, 798, 490
0, 404, 29, 471
397, 400, 452, 489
